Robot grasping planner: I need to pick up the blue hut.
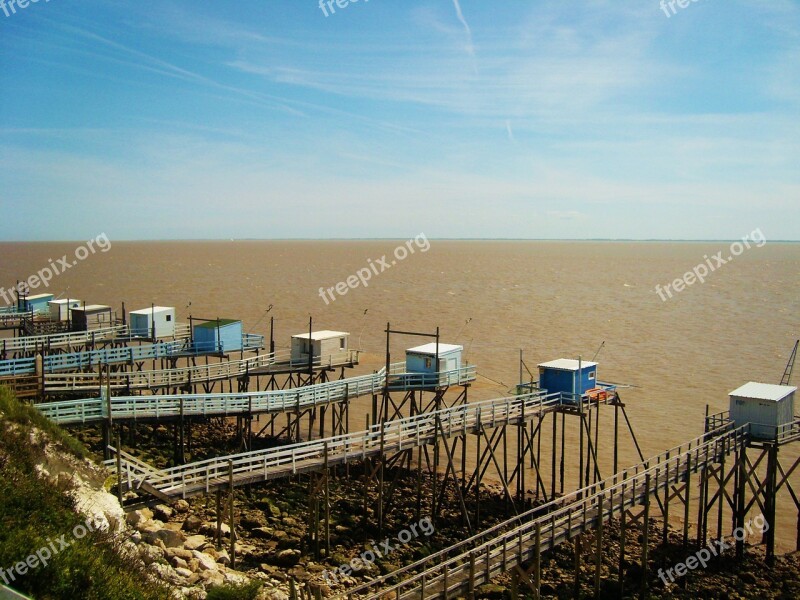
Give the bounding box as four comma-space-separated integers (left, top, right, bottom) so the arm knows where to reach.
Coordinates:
18, 293, 54, 315
193, 319, 243, 353
538, 359, 598, 399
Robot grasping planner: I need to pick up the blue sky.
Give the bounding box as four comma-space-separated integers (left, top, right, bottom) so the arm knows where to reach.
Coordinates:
0, 0, 798, 241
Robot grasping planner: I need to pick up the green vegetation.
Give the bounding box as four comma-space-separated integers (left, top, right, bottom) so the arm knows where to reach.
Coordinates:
0, 385, 87, 459
0, 387, 173, 600
205, 581, 262, 600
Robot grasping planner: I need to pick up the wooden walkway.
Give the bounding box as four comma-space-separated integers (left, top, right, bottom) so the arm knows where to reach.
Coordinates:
105, 388, 566, 498
347, 425, 751, 599
38, 365, 477, 425
0, 325, 130, 354
0, 334, 265, 377
41, 348, 361, 393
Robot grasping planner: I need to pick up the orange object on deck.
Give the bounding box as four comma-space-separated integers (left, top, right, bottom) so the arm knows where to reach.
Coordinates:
586, 387, 608, 402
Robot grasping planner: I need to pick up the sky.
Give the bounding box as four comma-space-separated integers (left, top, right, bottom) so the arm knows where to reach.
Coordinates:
0, 0, 798, 241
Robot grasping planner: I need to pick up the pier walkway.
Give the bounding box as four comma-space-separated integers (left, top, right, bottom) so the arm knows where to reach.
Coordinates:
104, 385, 569, 498
0, 325, 131, 355
40, 347, 363, 393
0, 334, 265, 377
345, 424, 753, 599
38, 364, 477, 425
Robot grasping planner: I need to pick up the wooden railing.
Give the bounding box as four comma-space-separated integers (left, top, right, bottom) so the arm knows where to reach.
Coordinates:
102, 389, 561, 498
348, 425, 750, 600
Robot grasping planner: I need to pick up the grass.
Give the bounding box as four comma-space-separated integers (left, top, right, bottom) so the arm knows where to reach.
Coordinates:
0, 385, 87, 459
205, 581, 263, 600
0, 386, 173, 600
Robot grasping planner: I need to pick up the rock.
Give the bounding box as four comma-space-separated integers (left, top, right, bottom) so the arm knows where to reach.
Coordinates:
193, 550, 218, 572
140, 544, 164, 566
154, 504, 173, 521
252, 527, 274, 539
127, 508, 153, 528
272, 530, 289, 542
201, 521, 230, 537
184, 535, 208, 551
262, 591, 289, 600
739, 572, 758, 584
476, 583, 507, 599
222, 570, 248, 585
241, 514, 266, 529
199, 570, 225, 587
202, 548, 219, 561
140, 519, 165, 533
174, 499, 190, 513
149, 562, 182, 585
274, 549, 301, 567
216, 549, 231, 566
166, 547, 194, 561
182, 515, 203, 532
175, 567, 193, 578
281, 516, 298, 527
156, 528, 186, 548
170, 556, 188, 569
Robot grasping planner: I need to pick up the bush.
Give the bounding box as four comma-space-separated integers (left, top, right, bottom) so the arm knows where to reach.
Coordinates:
206, 580, 263, 600
0, 387, 173, 599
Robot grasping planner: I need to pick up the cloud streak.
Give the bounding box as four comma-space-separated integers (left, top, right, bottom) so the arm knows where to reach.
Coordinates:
452, 0, 478, 73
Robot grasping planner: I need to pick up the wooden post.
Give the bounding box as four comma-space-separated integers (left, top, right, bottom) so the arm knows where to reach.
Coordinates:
641, 473, 651, 600
324, 442, 330, 557
735, 447, 746, 560
229, 460, 236, 569
619, 499, 626, 597
765, 444, 778, 565
696, 459, 706, 547
663, 454, 671, 546
378, 420, 385, 537
216, 490, 222, 547
534, 522, 542, 600
551, 411, 557, 500
115, 432, 123, 504
683, 454, 692, 549
573, 535, 582, 599
594, 494, 603, 597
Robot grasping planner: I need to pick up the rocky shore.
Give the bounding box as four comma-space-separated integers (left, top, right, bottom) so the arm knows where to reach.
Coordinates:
31, 419, 800, 599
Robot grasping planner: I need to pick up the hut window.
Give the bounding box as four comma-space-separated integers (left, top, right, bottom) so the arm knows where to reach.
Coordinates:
425, 358, 432, 369
166, 315, 172, 322
588, 372, 595, 380
339, 338, 345, 349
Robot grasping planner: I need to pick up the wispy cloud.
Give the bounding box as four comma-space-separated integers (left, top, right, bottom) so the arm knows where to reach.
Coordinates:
452, 0, 478, 73
505, 120, 515, 141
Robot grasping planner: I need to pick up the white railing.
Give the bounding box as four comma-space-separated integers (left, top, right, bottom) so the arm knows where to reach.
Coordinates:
41, 368, 388, 425
106, 389, 558, 498
351, 424, 750, 600
43, 348, 362, 392
0, 326, 129, 354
